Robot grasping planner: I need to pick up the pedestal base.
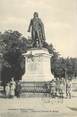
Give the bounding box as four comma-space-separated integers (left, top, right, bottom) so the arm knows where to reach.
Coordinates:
21, 48, 54, 97
20, 81, 50, 97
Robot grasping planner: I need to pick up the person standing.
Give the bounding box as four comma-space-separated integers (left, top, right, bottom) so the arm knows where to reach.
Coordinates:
59, 78, 65, 98
5, 83, 10, 98
10, 78, 16, 98
15, 81, 21, 97
66, 79, 72, 98
55, 77, 60, 96
50, 79, 56, 98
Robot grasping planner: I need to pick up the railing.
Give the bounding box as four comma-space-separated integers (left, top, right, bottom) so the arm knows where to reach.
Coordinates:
21, 81, 50, 93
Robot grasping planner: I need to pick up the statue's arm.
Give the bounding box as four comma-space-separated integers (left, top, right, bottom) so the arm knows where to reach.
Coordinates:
28, 19, 32, 32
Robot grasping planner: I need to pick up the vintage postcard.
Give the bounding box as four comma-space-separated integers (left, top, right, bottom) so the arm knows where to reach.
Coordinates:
0, 0, 77, 117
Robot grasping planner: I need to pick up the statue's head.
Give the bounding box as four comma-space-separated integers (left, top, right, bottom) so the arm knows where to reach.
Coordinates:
33, 12, 38, 18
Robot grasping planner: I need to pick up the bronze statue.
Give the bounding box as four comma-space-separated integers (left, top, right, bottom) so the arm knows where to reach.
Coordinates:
28, 12, 46, 48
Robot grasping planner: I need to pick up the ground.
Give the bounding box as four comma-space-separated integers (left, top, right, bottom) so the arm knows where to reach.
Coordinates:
0, 97, 77, 117
0, 79, 77, 117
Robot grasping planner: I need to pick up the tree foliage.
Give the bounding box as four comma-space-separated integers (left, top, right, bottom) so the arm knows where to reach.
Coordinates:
0, 30, 26, 83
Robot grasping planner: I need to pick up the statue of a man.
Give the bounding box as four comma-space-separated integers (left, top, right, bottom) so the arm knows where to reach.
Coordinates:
28, 12, 46, 48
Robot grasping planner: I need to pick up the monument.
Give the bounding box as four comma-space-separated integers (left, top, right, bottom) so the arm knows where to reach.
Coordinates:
21, 12, 54, 96
27, 12, 46, 48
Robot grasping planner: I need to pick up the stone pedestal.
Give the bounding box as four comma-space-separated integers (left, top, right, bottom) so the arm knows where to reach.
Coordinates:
22, 48, 54, 82
21, 48, 54, 96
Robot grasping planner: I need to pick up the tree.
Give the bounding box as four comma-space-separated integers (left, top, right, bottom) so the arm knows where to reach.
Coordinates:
1, 30, 26, 84
52, 57, 65, 78
65, 57, 73, 78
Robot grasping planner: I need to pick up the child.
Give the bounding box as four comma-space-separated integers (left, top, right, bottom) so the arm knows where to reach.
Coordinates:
5, 83, 10, 98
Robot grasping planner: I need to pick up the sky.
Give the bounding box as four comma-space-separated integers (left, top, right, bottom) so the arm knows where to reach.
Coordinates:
0, 0, 77, 58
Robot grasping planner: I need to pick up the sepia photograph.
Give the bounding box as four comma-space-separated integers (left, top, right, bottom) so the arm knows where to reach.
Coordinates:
0, 0, 77, 117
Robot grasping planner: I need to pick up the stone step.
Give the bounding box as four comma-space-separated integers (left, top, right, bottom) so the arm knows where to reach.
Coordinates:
20, 92, 50, 98
21, 82, 50, 93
